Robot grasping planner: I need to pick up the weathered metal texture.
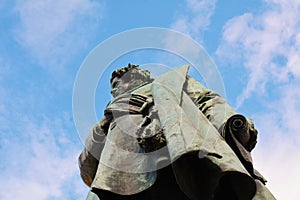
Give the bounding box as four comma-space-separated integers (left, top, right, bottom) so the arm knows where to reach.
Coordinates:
78, 64, 276, 199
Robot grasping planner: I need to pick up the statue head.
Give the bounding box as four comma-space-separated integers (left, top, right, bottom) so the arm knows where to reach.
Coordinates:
110, 64, 154, 97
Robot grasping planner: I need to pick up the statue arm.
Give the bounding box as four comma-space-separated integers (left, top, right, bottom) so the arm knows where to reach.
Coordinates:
184, 76, 236, 130
184, 76, 258, 151
78, 117, 109, 187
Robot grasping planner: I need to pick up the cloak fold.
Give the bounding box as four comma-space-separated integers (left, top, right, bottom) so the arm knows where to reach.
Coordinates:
79, 64, 275, 200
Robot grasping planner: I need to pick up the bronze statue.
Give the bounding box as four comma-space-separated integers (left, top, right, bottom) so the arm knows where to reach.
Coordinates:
79, 64, 275, 200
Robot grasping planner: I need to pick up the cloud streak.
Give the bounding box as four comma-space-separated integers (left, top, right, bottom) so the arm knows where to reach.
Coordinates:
252, 85, 300, 200
0, 57, 87, 199
0, 115, 87, 200
171, 0, 216, 43
217, 1, 300, 199
14, 0, 103, 69
0, 2, 101, 198
217, 0, 300, 107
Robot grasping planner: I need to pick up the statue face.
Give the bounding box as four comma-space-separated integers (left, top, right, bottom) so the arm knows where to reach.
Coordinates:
110, 70, 140, 97
110, 68, 154, 97
110, 76, 130, 97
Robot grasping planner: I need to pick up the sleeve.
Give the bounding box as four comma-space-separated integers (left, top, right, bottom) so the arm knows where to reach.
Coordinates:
183, 76, 258, 151
183, 76, 236, 130
183, 76, 266, 182
78, 117, 109, 187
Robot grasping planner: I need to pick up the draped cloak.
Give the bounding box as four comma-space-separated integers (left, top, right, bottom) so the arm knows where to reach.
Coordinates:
79, 65, 275, 200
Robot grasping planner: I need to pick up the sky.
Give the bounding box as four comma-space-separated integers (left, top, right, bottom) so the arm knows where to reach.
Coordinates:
0, 0, 299, 199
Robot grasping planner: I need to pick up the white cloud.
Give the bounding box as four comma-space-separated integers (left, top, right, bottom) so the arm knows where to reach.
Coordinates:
216, 1, 300, 199
0, 116, 88, 200
163, 0, 224, 93
217, 0, 300, 107
171, 0, 216, 42
252, 84, 300, 200
0, 48, 88, 200
14, 0, 103, 68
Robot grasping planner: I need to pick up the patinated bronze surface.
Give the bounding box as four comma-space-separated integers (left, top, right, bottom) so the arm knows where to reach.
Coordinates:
79, 64, 275, 200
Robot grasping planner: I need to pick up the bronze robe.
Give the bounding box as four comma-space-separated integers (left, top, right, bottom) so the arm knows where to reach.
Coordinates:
79, 65, 275, 200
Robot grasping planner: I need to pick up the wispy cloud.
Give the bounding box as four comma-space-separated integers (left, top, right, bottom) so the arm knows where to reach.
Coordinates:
0, 2, 101, 198
216, 1, 300, 199
171, 0, 216, 42
0, 57, 87, 199
217, 0, 300, 107
14, 0, 103, 69
252, 84, 300, 200
163, 0, 223, 93
0, 115, 87, 200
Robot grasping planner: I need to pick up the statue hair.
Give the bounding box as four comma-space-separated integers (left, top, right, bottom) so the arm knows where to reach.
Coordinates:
110, 63, 153, 83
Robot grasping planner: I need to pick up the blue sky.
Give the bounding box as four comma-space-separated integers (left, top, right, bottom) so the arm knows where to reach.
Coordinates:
1, 0, 299, 199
